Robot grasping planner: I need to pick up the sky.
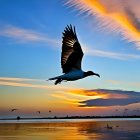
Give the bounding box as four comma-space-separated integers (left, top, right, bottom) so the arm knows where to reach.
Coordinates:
0, 0, 140, 118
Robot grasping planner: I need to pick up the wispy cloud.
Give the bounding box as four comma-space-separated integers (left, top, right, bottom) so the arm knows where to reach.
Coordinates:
80, 98, 140, 107
106, 79, 140, 88
84, 46, 140, 60
0, 77, 40, 82
66, 0, 140, 49
0, 25, 60, 46
0, 77, 72, 91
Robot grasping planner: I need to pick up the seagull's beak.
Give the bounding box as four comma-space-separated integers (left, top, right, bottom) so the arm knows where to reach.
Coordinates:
95, 73, 100, 78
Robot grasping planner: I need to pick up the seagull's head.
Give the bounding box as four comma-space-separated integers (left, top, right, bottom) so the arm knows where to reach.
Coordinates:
85, 71, 100, 78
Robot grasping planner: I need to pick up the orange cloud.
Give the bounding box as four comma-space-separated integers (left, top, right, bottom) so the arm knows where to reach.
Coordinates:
69, 89, 106, 99
69, 89, 129, 99
66, 0, 140, 49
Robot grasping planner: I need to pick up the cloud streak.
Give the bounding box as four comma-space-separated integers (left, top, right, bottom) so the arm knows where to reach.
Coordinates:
84, 47, 140, 60
0, 77, 72, 91
80, 98, 140, 107
66, 0, 140, 49
0, 25, 60, 46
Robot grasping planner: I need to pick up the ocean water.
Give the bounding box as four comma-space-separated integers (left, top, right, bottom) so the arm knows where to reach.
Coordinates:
0, 118, 140, 140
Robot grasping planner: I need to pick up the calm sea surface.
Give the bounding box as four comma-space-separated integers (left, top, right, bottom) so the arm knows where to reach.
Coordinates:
0, 118, 140, 140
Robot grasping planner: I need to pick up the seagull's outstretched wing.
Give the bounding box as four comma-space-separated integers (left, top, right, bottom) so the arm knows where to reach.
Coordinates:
61, 25, 84, 73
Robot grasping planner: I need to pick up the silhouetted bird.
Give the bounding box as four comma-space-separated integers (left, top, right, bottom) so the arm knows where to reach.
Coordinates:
49, 25, 100, 85
106, 124, 113, 129
10, 109, 18, 112
37, 111, 40, 114
49, 110, 51, 113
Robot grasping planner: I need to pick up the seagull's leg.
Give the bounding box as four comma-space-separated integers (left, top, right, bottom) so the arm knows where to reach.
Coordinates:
55, 79, 62, 85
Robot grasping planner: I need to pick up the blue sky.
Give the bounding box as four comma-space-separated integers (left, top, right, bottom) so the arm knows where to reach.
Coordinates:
0, 0, 140, 117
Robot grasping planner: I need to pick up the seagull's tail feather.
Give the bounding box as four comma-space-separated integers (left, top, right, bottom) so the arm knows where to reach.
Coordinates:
47, 76, 59, 81
47, 76, 63, 85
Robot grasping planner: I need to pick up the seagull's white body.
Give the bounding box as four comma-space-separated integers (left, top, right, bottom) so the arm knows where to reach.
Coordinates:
49, 25, 100, 85
50, 70, 84, 81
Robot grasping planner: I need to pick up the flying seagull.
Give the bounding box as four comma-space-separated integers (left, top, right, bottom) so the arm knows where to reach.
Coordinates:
49, 25, 100, 85
10, 109, 18, 112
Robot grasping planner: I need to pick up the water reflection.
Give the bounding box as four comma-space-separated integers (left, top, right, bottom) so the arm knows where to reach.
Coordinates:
0, 120, 140, 140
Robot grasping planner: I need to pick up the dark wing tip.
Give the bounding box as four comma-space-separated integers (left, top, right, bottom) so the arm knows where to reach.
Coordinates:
63, 24, 78, 42
65, 24, 74, 32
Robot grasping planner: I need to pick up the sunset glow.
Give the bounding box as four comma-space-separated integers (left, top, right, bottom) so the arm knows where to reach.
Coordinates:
0, 0, 140, 118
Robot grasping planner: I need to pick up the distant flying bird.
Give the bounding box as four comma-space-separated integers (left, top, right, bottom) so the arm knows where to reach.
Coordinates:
49, 110, 51, 113
49, 25, 100, 85
10, 109, 18, 112
37, 111, 40, 114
